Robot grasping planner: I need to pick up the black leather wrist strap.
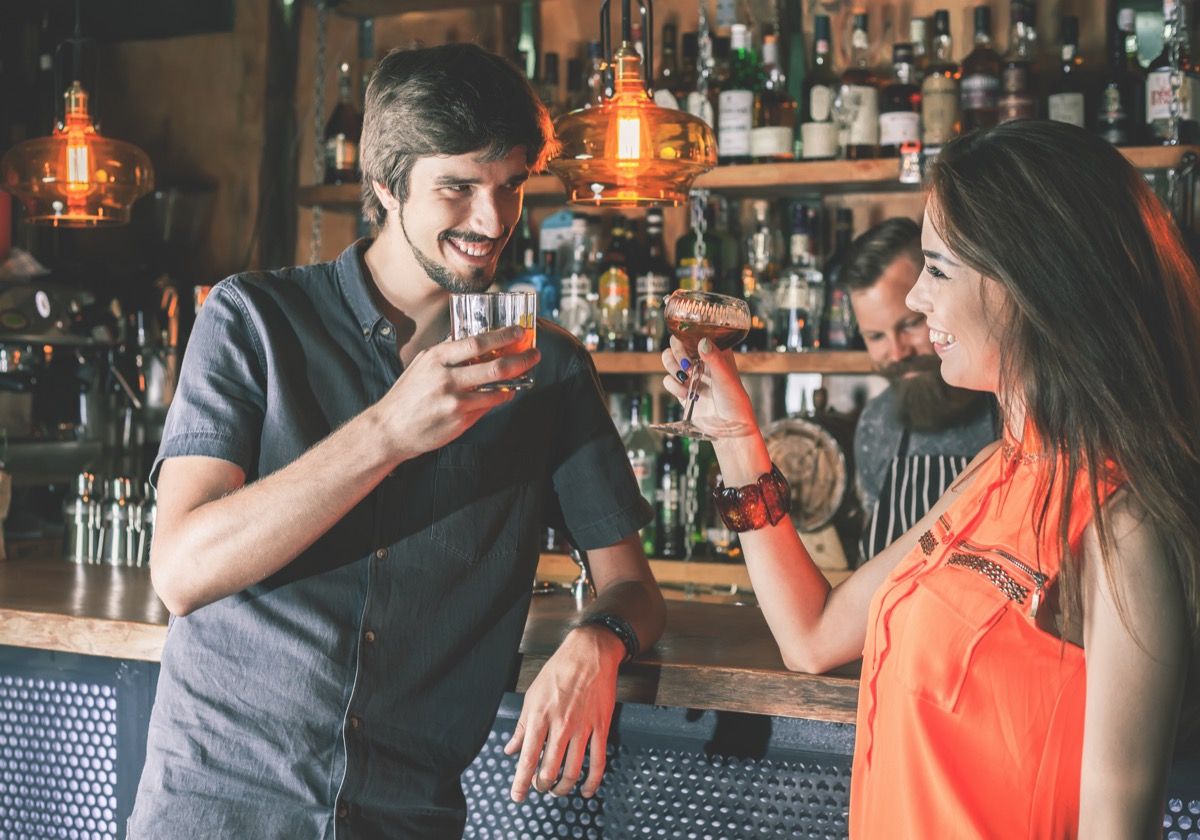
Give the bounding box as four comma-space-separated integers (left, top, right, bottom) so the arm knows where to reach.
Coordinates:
578, 612, 640, 663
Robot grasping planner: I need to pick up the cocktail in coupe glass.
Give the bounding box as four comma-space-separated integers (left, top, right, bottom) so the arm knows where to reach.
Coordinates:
449, 291, 537, 391
650, 290, 752, 441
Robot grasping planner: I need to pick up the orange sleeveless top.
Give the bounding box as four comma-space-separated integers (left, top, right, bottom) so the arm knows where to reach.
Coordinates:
849, 436, 1120, 839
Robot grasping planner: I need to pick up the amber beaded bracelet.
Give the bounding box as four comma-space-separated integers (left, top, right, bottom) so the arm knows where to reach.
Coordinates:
711, 464, 791, 532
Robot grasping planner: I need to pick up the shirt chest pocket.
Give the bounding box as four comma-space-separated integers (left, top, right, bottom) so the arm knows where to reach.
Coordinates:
892, 566, 1008, 713
431, 443, 532, 566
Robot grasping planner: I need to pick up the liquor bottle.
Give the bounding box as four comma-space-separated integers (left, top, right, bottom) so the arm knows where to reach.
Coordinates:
623, 394, 662, 556
655, 416, 688, 559
634, 210, 671, 351
999, 2, 1038, 122
922, 10, 960, 154
540, 52, 562, 118
677, 31, 700, 106
565, 56, 584, 112
783, 0, 808, 159
598, 220, 631, 350
654, 22, 682, 109
879, 43, 922, 157
739, 200, 778, 351
517, 0, 538, 81
711, 196, 744, 298
584, 40, 607, 107
960, 6, 1002, 131
840, 13, 880, 159
557, 217, 598, 342
752, 33, 798, 161
775, 204, 825, 351
719, 23, 761, 164
801, 15, 840, 160
686, 33, 722, 129
1097, 9, 1146, 145
1147, 0, 1200, 143
674, 202, 720, 293
822, 208, 859, 349
324, 62, 364, 185
910, 17, 931, 80
1047, 16, 1087, 127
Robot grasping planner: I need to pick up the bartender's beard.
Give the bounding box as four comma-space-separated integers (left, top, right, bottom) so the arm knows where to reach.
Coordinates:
882, 354, 989, 433
398, 208, 501, 294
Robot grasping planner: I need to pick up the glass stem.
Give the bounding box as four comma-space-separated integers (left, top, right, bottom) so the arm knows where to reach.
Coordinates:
683, 358, 703, 425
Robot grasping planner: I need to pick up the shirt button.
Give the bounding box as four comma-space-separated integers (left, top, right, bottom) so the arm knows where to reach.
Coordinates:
349, 715, 362, 731
364, 630, 376, 643
361, 325, 370, 337
381, 325, 393, 336
375, 548, 387, 560
336, 801, 349, 819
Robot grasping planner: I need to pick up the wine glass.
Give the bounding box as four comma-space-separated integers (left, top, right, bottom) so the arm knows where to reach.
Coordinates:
650, 290, 752, 440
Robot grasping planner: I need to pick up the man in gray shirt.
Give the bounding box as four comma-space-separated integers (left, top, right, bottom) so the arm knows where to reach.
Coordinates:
128, 44, 664, 838
842, 218, 997, 562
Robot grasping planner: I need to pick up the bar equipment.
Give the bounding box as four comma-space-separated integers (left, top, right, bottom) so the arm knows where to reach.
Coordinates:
62, 471, 98, 563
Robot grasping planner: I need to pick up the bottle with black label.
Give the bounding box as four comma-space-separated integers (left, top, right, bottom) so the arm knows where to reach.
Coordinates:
1096, 9, 1146, 145
840, 13, 880, 159
1047, 16, 1087, 127
655, 414, 688, 559
879, 43, 922, 156
960, 6, 1002, 131
324, 62, 363, 184
801, 15, 840, 160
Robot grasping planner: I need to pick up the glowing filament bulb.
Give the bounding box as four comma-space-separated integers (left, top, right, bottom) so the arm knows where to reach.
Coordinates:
617, 114, 643, 162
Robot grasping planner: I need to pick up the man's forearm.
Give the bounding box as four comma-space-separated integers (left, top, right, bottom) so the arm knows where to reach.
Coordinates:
580, 577, 666, 661
154, 407, 398, 614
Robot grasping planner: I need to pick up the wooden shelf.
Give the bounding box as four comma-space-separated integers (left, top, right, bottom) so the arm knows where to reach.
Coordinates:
298, 146, 1199, 210
590, 350, 873, 375
331, 0, 517, 17
537, 553, 851, 592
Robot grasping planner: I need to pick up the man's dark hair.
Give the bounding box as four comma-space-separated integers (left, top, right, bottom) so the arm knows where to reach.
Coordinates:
839, 217, 923, 291
360, 43, 559, 226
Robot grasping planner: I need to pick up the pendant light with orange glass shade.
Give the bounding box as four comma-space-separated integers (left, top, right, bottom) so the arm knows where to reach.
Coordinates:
0, 6, 154, 227
548, 0, 717, 208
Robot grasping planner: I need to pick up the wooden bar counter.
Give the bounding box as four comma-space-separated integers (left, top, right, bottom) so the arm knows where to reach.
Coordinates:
0, 558, 859, 724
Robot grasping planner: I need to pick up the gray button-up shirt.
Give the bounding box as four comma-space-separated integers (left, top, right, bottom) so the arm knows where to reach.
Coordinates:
128, 240, 651, 839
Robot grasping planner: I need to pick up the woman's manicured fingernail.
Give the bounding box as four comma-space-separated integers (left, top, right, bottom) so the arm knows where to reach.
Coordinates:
698, 338, 712, 353
675, 370, 689, 384
679, 357, 691, 371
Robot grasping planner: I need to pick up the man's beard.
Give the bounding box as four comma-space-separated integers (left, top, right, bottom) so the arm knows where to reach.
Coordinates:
398, 208, 503, 293
881, 354, 989, 433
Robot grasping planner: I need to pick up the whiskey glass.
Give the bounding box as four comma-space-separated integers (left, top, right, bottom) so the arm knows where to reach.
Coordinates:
449, 291, 537, 391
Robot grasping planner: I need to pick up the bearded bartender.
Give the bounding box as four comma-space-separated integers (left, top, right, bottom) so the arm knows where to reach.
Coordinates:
842, 218, 998, 561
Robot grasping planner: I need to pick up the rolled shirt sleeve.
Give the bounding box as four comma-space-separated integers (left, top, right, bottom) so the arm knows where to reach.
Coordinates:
151, 280, 267, 486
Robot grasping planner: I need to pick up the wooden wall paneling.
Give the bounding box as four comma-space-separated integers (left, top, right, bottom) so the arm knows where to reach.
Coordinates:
94, 0, 272, 285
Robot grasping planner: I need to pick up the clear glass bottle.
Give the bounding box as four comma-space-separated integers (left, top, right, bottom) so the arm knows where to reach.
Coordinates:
775, 204, 825, 352
839, 12, 880, 159
879, 43, 922, 157
999, 1, 1038, 123
801, 15, 840, 160
740, 200, 778, 351
557, 216, 598, 343
922, 9, 959, 154
960, 5, 1002, 131
634, 209, 671, 352
752, 33, 798, 161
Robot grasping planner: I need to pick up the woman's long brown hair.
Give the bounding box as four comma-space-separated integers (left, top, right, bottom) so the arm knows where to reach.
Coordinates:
929, 120, 1200, 746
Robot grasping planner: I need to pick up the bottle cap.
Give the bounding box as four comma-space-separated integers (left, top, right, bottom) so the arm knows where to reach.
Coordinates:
893, 42, 915, 63
853, 12, 869, 32
814, 15, 832, 42
934, 10, 951, 33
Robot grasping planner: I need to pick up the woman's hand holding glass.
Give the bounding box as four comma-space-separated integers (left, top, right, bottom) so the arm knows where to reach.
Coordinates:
659, 336, 758, 442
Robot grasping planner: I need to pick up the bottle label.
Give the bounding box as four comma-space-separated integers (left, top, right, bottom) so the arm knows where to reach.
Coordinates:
1099, 83, 1126, 125
600, 268, 630, 309
654, 89, 680, 110
801, 122, 839, 158
1048, 92, 1086, 127
843, 85, 880, 146
676, 259, 714, 291
960, 73, 1000, 110
718, 89, 755, 155
998, 93, 1036, 122
686, 91, 715, 128
879, 111, 921, 146
806, 83, 834, 121
922, 75, 958, 144
325, 137, 358, 172
635, 272, 671, 298
1148, 69, 1197, 121
1001, 64, 1030, 95
750, 126, 794, 158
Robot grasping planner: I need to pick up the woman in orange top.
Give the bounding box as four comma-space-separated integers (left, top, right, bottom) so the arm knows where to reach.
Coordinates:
661, 120, 1200, 837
